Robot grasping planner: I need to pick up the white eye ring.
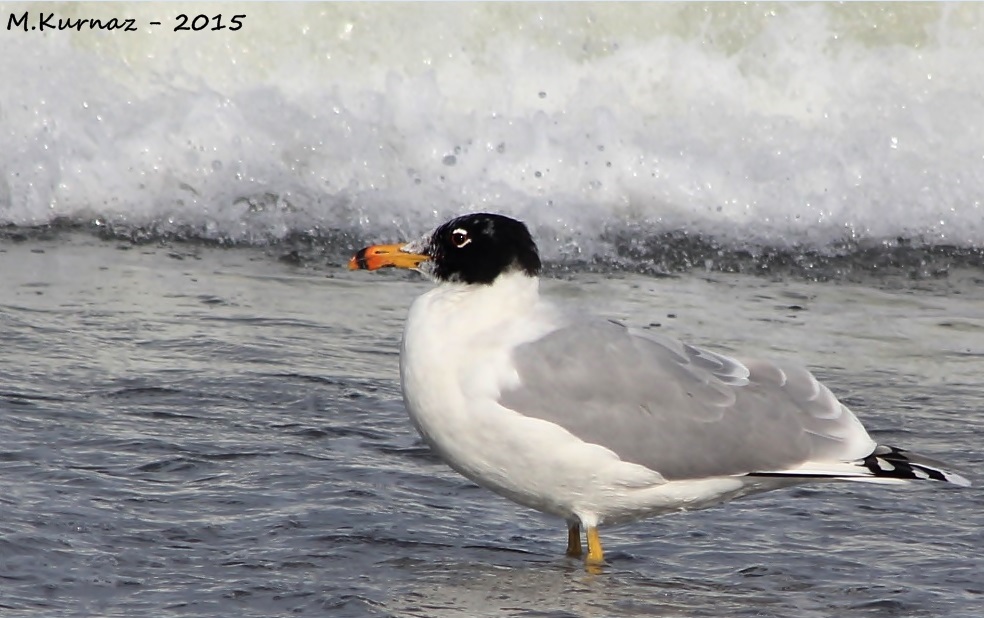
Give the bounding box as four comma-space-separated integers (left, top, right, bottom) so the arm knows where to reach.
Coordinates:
450, 228, 472, 248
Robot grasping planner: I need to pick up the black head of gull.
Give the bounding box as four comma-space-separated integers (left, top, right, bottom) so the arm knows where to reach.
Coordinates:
349, 212, 541, 285
422, 213, 541, 284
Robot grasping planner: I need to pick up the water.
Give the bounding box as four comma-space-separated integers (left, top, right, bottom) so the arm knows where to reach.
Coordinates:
2, 237, 982, 617
2, 3, 983, 616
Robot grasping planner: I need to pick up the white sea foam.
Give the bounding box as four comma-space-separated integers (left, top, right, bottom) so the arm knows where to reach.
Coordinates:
1, 3, 982, 261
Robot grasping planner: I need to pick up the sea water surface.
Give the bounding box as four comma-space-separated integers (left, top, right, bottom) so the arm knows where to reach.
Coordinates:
2, 3, 984, 617
2, 237, 983, 617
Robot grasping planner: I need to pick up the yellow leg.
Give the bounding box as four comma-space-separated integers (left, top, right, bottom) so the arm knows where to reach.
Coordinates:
565, 523, 583, 558
585, 526, 605, 566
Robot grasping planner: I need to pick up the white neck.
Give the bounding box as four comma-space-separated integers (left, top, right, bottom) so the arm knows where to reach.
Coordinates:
399, 272, 555, 478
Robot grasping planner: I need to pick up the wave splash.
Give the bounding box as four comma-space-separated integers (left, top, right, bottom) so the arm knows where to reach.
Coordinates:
2, 4, 983, 279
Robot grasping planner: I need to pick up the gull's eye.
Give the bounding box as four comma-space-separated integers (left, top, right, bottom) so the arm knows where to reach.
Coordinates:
450, 228, 471, 248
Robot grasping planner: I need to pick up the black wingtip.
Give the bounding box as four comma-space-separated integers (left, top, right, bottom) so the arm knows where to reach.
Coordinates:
862, 446, 971, 487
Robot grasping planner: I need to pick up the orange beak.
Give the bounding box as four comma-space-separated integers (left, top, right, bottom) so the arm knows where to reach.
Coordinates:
348, 243, 429, 271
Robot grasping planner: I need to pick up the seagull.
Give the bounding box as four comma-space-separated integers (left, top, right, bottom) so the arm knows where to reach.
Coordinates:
348, 212, 970, 567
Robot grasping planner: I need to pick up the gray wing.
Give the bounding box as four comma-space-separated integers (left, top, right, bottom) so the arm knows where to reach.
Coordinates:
498, 320, 874, 480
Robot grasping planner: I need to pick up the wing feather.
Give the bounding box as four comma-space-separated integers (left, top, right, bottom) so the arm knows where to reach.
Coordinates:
497, 320, 875, 480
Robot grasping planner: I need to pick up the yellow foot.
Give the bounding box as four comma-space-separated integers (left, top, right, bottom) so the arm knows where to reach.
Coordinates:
565, 523, 583, 558
585, 526, 605, 568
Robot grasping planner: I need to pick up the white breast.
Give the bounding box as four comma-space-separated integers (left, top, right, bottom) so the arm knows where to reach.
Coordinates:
398, 273, 684, 524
